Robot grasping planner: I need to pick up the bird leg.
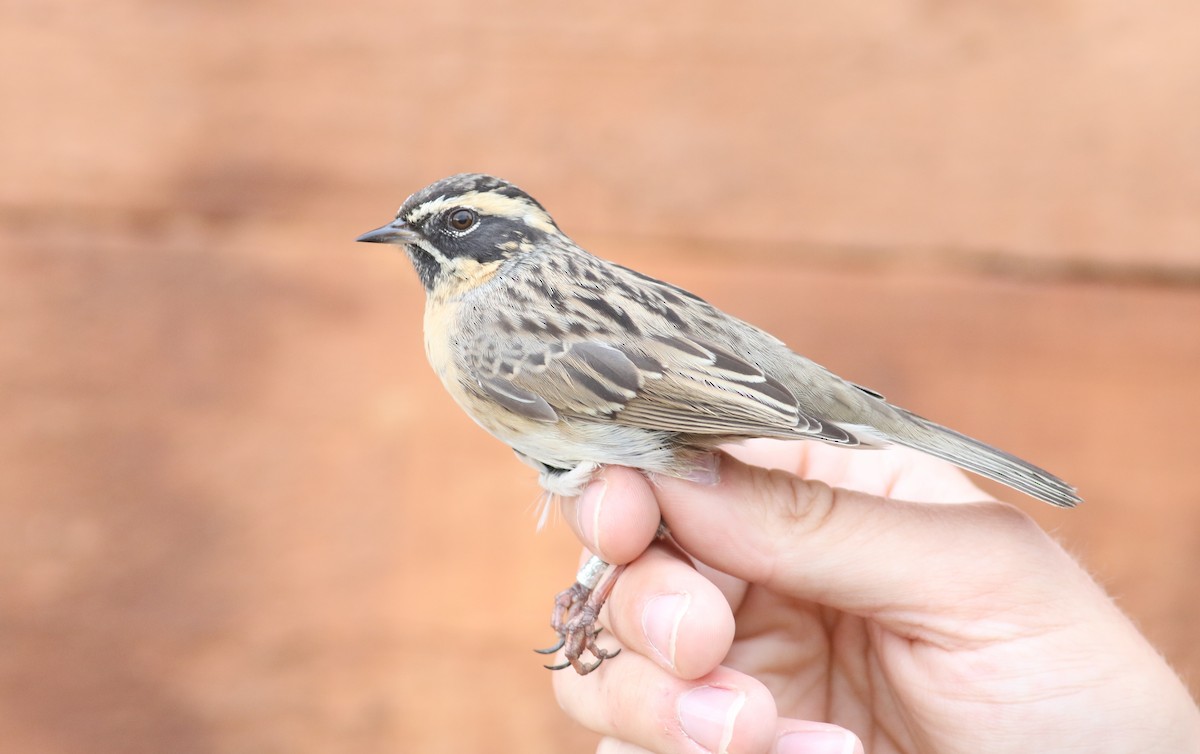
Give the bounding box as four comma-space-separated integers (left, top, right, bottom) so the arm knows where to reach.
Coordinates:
535, 555, 624, 674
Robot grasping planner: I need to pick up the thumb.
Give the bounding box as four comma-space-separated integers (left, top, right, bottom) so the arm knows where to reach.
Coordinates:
652, 452, 1088, 629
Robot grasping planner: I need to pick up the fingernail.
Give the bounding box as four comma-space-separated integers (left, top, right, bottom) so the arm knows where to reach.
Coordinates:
777, 728, 859, 754
677, 685, 745, 754
642, 592, 690, 669
576, 478, 607, 553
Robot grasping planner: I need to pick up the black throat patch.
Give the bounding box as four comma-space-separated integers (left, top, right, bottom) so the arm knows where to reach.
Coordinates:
405, 246, 442, 291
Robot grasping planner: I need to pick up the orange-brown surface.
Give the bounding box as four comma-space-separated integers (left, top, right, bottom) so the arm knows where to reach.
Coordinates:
2, 2, 1198, 752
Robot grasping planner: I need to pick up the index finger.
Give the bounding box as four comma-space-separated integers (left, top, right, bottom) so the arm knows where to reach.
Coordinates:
558, 466, 662, 565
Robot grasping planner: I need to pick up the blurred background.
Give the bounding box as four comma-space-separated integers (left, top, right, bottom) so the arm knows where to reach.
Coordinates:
2, 1, 1198, 752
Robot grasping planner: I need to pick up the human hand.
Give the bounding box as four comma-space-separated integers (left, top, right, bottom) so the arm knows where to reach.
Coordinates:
554, 440, 1200, 753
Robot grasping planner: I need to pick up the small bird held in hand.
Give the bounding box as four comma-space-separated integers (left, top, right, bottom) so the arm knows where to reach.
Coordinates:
357, 173, 1080, 674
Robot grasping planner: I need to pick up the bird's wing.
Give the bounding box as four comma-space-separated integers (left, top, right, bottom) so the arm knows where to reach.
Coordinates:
461, 261, 877, 446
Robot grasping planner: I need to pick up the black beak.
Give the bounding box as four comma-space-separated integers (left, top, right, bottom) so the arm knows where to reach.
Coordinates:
355, 221, 422, 245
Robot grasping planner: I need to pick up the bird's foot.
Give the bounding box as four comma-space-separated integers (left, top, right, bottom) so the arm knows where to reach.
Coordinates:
534, 556, 624, 675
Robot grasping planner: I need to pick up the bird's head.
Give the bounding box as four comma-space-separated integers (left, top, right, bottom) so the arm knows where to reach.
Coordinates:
356, 173, 561, 291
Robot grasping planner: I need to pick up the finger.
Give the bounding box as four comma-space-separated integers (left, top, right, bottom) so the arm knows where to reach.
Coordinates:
653, 452, 1086, 638
602, 544, 735, 680
593, 716, 865, 754
775, 721, 864, 754
554, 652, 778, 754
723, 439, 986, 503
596, 738, 654, 754
560, 466, 661, 565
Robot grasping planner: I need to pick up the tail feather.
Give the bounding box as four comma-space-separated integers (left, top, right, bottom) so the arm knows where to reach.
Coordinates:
890, 412, 1082, 508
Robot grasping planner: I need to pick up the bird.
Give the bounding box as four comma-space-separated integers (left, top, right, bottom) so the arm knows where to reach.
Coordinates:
356, 172, 1081, 674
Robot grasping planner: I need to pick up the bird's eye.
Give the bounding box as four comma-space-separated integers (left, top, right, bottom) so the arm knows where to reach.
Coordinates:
446, 208, 478, 232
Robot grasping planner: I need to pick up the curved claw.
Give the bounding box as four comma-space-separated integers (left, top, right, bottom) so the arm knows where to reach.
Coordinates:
544, 648, 622, 673
533, 637, 566, 655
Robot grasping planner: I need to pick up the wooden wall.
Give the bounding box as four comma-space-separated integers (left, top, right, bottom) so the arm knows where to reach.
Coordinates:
1, 2, 1197, 752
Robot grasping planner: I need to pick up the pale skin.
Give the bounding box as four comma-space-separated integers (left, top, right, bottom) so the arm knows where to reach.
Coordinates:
553, 440, 1200, 754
